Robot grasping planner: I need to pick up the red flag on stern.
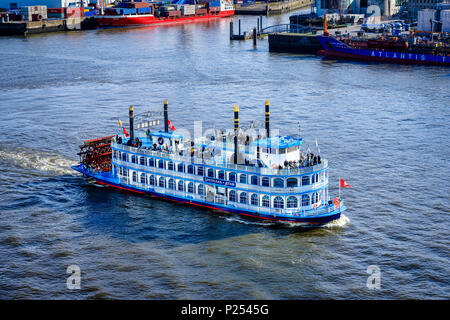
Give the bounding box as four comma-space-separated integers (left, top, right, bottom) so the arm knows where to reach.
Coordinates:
168, 120, 175, 131
340, 178, 352, 188
123, 127, 130, 137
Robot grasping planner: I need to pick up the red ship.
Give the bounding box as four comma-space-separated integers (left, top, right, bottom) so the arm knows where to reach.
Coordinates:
95, 0, 234, 28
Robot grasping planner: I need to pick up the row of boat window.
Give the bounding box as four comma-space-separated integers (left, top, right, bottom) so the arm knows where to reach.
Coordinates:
113, 151, 326, 187
117, 167, 321, 209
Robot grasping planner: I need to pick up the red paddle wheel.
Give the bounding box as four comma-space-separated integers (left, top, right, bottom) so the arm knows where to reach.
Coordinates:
78, 135, 115, 173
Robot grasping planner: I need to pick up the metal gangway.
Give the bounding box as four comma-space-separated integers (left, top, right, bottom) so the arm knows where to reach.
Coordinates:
258, 23, 313, 36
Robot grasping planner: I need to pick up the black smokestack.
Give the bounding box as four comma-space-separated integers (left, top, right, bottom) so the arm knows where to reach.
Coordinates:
234, 105, 239, 164
265, 100, 270, 138
129, 105, 134, 142
164, 99, 168, 133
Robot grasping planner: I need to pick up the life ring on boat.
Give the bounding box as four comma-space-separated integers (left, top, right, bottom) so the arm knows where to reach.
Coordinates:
333, 197, 339, 208
158, 137, 164, 145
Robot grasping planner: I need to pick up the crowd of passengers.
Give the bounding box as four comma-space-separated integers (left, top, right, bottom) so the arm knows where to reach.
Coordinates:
281, 153, 322, 169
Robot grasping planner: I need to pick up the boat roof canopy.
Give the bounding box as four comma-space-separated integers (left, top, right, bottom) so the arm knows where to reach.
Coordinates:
252, 135, 303, 149
148, 130, 184, 140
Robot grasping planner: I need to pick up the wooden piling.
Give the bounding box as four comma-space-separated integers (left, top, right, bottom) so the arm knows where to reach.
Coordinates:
229, 21, 233, 40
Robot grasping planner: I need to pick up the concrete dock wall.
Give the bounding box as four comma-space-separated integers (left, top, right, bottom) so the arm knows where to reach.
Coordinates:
235, 0, 314, 16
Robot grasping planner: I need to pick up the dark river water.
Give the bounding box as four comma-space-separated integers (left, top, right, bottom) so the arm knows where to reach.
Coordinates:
0, 11, 449, 299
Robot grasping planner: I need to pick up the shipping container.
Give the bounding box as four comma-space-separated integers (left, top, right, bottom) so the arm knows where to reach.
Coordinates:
65, 7, 84, 18
181, 4, 195, 16
21, 6, 47, 21
47, 8, 64, 14
83, 10, 98, 17
196, 8, 207, 15
137, 7, 151, 14
120, 8, 137, 15
162, 10, 181, 18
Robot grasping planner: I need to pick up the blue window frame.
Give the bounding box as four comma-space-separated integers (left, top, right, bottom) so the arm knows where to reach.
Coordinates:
287, 178, 298, 188
287, 196, 298, 208
229, 190, 236, 202
168, 178, 175, 190
178, 180, 184, 191
218, 170, 225, 180
187, 165, 194, 174
262, 177, 270, 187
262, 195, 270, 208
131, 155, 137, 164
159, 177, 165, 188
149, 175, 155, 186
168, 161, 174, 171
197, 166, 204, 176
274, 196, 284, 209
239, 192, 247, 204
273, 178, 284, 188
149, 158, 155, 167
188, 182, 194, 193
207, 168, 215, 178
312, 192, 319, 203
198, 184, 205, 195
177, 163, 184, 172
239, 174, 247, 184
302, 176, 310, 186
229, 172, 236, 182
140, 174, 146, 184
122, 153, 127, 162
139, 156, 145, 166
251, 194, 259, 206
302, 194, 310, 206
158, 160, 164, 169
132, 171, 137, 182
251, 175, 258, 186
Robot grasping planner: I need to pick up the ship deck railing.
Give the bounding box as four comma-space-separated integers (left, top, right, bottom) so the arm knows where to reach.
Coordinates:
112, 142, 328, 176
112, 158, 328, 194
114, 176, 338, 218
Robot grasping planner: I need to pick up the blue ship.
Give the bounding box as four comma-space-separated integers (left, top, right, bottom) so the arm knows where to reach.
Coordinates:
317, 35, 450, 66
72, 100, 346, 226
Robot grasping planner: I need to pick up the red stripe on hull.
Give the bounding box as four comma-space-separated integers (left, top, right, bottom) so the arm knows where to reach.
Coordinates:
96, 11, 234, 28
318, 49, 450, 66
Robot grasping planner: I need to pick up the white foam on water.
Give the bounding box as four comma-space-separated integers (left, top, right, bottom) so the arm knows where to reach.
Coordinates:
0, 147, 78, 176
323, 214, 351, 228
224, 216, 276, 227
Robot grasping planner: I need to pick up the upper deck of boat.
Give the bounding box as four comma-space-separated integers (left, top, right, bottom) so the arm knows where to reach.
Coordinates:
111, 137, 328, 177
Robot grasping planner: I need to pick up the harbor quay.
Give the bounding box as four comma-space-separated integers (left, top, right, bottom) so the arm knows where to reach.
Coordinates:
234, 0, 313, 16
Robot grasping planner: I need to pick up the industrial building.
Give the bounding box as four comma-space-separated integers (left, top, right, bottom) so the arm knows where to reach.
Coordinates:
417, 0, 450, 31
0, 0, 114, 10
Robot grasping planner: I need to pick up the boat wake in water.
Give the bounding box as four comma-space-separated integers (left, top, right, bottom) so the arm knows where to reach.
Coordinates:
0, 145, 78, 176
224, 213, 350, 229
224, 215, 277, 227
322, 214, 350, 228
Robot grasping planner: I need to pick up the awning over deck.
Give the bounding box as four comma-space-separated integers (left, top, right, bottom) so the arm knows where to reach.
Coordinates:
252, 135, 303, 149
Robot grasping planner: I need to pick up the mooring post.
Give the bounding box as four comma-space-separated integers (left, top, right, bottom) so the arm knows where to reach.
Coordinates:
238, 19, 241, 36
230, 21, 233, 40
260, 15, 263, 32
253, 28, 257, 46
